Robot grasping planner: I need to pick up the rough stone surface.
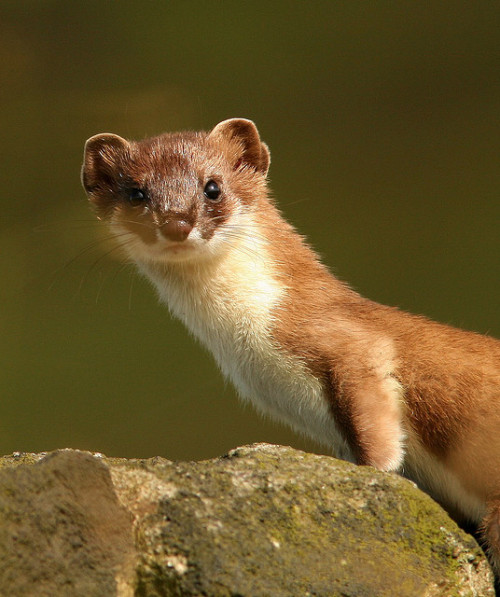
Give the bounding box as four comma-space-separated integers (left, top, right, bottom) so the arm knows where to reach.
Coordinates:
0, 450, 136, 597
0, 444, 495, 596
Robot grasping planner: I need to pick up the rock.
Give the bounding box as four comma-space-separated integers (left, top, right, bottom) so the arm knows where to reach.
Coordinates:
0, 444, 494, 596
0, 450, 136, 597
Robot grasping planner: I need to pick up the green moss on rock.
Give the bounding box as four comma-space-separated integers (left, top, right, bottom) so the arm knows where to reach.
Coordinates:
111, 444, 493, 596
0, 445, 494, 596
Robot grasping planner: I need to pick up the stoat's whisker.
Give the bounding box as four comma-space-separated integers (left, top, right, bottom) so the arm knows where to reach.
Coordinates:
94, 259, 134, 305
33, 218, 101, 232
48, 231, 134, 291
115, 218, 156, 230
77, 235, 136, 296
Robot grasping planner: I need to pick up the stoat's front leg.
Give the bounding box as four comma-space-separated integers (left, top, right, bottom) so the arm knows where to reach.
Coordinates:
327, 366, 405, 472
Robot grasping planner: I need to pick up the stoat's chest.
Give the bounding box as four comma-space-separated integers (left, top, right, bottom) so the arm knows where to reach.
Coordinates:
142, 243, 300, 393
160, 247, 285, 369
138, 242, 350, 458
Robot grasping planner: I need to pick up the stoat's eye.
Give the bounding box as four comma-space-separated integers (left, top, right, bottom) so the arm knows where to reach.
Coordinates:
203, 180, 221, 202
128, 188, 147, 206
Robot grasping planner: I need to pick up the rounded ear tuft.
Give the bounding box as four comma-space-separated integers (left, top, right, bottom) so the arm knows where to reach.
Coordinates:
208, 118, 270, 175
82, 133, 129, 193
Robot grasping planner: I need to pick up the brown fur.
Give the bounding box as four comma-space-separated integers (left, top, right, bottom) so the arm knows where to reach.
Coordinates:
264, 201, 500, 494
253, 197, 500, 459
82, 118, 500, 577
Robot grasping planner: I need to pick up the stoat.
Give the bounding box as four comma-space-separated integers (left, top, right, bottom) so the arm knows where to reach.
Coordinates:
82, 118, 500, 574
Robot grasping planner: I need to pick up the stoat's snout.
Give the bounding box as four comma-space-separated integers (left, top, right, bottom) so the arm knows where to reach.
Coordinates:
158, 217, 193, 243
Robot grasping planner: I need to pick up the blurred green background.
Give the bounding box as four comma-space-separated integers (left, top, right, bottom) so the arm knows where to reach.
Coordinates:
0, 2, 498, 461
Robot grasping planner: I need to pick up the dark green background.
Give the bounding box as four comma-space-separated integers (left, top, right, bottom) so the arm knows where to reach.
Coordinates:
0, 2, 498, 460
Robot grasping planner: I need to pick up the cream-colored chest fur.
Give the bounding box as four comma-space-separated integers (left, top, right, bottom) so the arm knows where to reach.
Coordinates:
137, 229, 351, 460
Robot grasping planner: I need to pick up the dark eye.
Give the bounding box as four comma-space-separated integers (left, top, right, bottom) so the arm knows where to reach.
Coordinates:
204, 180, 221, 201
128, 188, 147, 206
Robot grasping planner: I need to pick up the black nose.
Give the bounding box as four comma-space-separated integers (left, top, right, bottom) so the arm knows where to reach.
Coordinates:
160, 219, 193, 242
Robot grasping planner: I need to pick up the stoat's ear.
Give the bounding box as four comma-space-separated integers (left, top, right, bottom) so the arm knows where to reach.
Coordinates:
208, 118, 270, 176
81, 133, 130, 194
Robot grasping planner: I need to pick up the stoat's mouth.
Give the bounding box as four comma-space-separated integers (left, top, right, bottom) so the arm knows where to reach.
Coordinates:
164, 242, 192, 253
162, 242, 199, 260
111, 219, 203, 264
143, 239, 200, 263
142, 235, 216, 265
113, 218, 229, 266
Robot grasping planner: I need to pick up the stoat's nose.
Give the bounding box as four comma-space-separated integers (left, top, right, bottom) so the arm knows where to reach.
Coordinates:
160, 219, 193, 242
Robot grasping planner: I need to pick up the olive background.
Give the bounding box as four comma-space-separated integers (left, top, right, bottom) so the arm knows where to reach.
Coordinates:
0, 2, 498, 460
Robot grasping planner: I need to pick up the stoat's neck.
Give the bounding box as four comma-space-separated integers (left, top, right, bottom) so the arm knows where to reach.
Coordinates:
136, 214, 287, 347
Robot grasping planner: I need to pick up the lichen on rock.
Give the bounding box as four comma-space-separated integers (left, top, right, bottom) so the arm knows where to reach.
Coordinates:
0, 445, 494, 596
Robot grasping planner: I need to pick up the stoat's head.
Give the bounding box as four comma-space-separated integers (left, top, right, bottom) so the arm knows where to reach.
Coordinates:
81, 118, 270, 264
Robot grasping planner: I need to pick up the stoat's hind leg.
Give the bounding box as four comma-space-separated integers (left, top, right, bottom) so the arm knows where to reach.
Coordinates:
328, 369, 405, 472
481, 499, 500, 579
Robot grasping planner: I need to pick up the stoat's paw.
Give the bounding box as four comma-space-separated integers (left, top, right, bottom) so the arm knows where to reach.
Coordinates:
366, 429, 406, 472
355, 374, 405, 472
